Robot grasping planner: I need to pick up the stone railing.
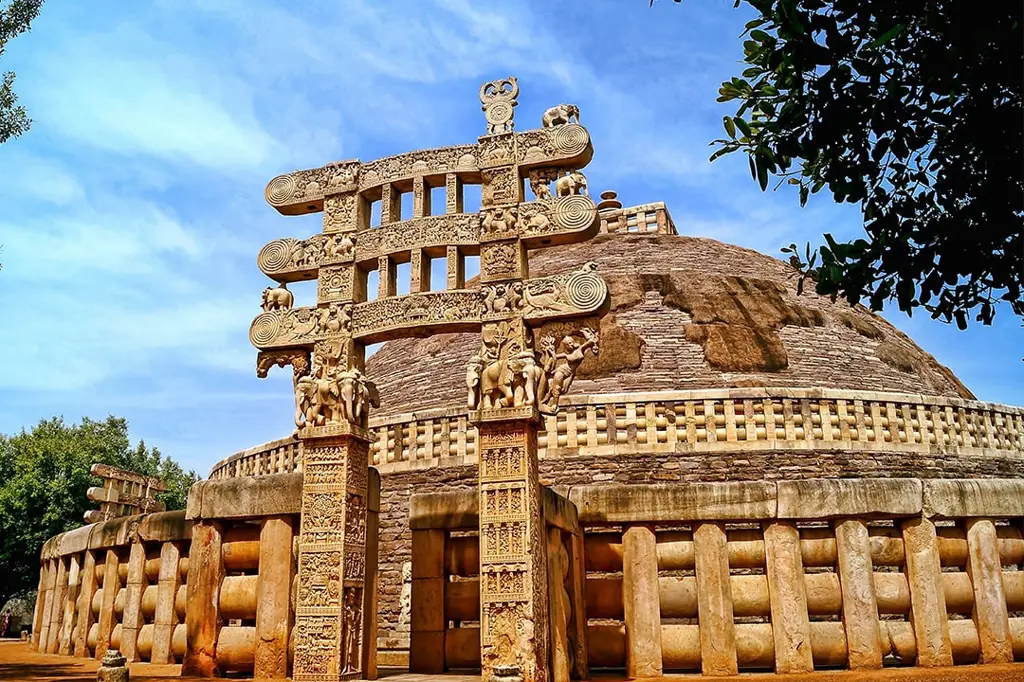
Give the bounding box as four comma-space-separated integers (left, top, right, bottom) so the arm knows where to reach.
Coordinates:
208, 388, 1024, 479
598, 200, 676, 235
409, 478, 1024, 674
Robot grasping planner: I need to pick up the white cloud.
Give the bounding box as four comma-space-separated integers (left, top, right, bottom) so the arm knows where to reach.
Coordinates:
23, 25, 282, 172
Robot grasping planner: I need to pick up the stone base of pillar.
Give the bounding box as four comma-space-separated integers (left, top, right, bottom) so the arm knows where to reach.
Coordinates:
292, 423, 374, 682
474, 409, 550, 682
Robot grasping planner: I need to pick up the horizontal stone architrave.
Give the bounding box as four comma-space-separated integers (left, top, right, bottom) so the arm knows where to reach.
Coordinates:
570, 481, 778, 525
353, 213, 481, 265
776, 478, 923, 519
409, 487, 580, 533
208, 388, 1024, 480
186, 472, 304, 521
923, 479, 1024, 519
40, 510, 192, 561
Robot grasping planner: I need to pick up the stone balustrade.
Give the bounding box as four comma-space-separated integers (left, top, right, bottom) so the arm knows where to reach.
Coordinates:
409, 478, 1024, 675
208, 389, 1024, 480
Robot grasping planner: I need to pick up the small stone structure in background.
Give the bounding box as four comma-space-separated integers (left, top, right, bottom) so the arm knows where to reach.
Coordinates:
84, 464, 166, 524
96, 648, 128, 682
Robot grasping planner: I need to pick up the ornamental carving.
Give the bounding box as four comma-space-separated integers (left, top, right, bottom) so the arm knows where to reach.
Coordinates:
535, 327, 598, 414
521, 262, 608, 321
359, 145, 478, 190
298, 550, 342, 607
355, 213, 479, 261
259, 236, 323, 280
351, 291, 479, 341
480, 76, 519, 135
481, 282, 523, 316
324, 194, 357, 232
256, 348, 310, 383
296, 365, 379, 429
322, 232, 355, 263
261, 284, 294, 311
250, 307, 318, 350
541, 103, 580, 128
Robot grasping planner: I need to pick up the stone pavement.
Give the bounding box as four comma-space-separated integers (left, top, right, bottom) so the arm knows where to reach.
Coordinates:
2, 641, 1022, 682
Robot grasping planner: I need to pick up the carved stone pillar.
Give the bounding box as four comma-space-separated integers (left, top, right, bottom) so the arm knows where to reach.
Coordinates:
476, 411, 550, 682
292, 424, 371, 682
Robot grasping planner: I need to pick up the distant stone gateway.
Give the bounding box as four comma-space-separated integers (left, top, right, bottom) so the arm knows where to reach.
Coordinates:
29, 79, 1024, 681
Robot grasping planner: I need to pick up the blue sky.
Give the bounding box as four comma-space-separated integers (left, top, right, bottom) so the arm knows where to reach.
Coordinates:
1, 0, 1020, 475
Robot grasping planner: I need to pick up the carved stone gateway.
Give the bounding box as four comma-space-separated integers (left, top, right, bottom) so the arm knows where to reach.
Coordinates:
252, 77, 606, 682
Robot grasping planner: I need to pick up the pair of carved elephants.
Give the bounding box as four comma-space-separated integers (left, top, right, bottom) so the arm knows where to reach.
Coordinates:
295, 370, 380, 428
541, 103, 580, 128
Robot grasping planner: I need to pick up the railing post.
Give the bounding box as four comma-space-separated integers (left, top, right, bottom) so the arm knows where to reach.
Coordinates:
255, 516, 295, 679
183, 521, 225, 676
694, 521, 737, 676
901, 516, 953, 666
623, 524, 663, 678
151, 541, 182, 664
45, 556, 68, 654
965, 518, 1013, 663
763, 521, 813, 673
95, 549, 121, 659
58, 553, 81, 655
73, 550, 97, 657
121, 542, 147, 660
834, 519, 883, 669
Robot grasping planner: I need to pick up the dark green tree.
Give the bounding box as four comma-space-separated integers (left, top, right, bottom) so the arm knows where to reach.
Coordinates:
0, 0, 43, 144
0, 416, 199, 607
665, 0, 1023, 328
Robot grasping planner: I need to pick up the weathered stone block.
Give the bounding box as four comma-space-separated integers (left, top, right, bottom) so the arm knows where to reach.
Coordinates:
923, 479, 1024, 519
777, 478, 921, 519
570, 482, 776, 523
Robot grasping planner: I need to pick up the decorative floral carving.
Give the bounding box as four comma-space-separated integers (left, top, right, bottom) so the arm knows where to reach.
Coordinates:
481, 241, 521, 280
359, 145, 477, 190
249, 307, 318, 350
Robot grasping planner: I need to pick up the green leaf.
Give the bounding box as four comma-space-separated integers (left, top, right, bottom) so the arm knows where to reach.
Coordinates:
724, 116, 736, 138
866, 24, 905, 49
734, 117, 753, 138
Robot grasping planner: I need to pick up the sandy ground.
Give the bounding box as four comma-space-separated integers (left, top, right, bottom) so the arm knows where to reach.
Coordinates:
1, 640, 1023, 681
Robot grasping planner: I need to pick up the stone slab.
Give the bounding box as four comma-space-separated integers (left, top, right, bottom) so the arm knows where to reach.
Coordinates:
138, 511, 191, 543
190, 472, 303, 520
923, 480, 1024, 519
570, 482, 777, 523
777, 478, 922, 519
543, 487, 579, 533
409, 490, 478, 530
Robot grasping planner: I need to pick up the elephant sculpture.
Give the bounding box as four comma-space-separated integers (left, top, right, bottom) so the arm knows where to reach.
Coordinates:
262, 284, 293, 311
541, 103, 580, 128
554, 171, 588, 197
478, 353, 514, 410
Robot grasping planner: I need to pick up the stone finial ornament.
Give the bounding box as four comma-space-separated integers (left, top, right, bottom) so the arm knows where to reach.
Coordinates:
480, 76, 519, 135
97, 649, 129, 682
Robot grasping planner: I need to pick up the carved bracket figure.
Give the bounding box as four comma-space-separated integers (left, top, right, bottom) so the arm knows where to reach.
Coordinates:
541, 103, 580, 128
262, 283, 294, 311
555, 170, 588, 197
536, 327, 599, 414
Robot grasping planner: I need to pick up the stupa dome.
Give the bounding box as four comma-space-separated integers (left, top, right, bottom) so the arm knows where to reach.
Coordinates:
367, 204, 972, 419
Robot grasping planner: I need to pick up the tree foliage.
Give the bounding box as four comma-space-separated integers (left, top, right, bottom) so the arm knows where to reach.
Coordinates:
0, 0, 43, 144
667, 0, 1023, 328
0, 416, 199, 607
